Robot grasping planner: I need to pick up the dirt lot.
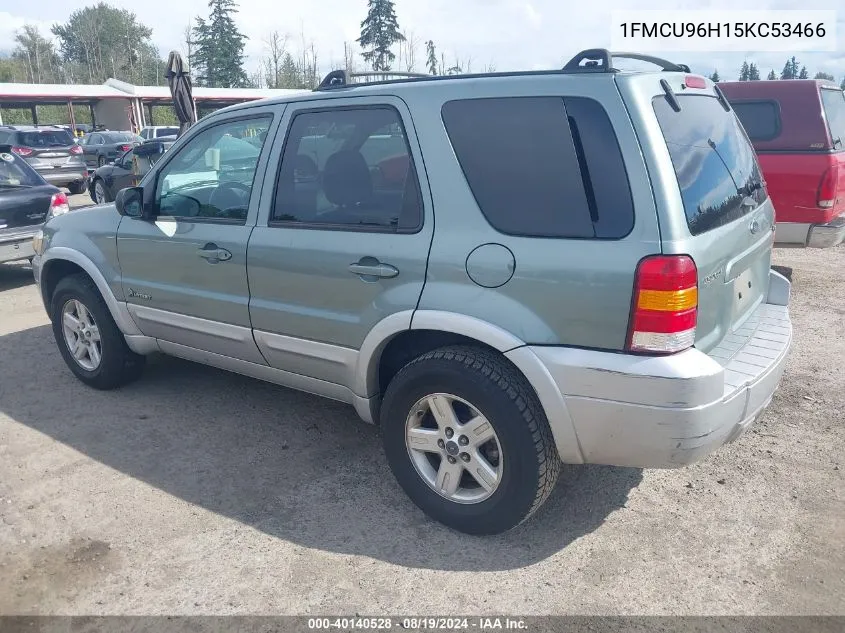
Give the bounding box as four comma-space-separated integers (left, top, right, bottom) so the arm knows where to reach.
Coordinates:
0, 246, 842, 616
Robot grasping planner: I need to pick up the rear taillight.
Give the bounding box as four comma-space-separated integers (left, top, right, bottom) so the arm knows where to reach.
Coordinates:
119, 144, 132, 152
69, 144, 83, 155
817, 165, 840, 209
49, 192, 70, 217
684, 75, 707, 89
627, 255, 698, 354
12, 146, 33, 157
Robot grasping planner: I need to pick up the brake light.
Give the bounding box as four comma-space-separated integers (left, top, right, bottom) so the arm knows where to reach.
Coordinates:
817, 165, 840, 209
119, 144, 132, 152
69, 144, 83, 155
49, 192, 70, 217
685, 75, 707, 89
12, 146, 33, 157
627, 255, 698, 354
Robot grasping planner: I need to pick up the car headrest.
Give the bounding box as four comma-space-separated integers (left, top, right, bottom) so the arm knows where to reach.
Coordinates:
323, 150, 372, 207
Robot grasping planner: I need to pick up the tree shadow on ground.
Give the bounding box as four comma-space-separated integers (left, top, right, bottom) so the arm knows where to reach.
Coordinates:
0, 323, 642, 571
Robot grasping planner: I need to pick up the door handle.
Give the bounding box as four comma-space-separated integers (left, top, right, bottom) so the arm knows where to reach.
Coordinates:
197, 243, 232, 263
348, 260, 399, 279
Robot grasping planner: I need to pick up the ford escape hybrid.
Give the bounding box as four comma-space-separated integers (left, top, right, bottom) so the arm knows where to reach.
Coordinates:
32, 50, 792, 535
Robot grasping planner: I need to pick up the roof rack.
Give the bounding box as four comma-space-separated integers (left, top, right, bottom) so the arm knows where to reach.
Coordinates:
562, 49, 691, 74
317, 70, 429, 90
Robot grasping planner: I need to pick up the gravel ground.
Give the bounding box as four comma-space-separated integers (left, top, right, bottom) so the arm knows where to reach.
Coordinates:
0, 247, 842, 616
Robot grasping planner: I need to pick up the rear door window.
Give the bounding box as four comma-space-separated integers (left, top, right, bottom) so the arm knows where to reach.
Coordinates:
820, 89, 845, 148
653, 95, 767, 236
730, 101, 781, 141
441, 97, 634, 239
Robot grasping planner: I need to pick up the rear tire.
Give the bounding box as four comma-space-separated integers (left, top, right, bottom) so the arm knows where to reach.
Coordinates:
50, 273, 145, 390
381, 345, 560, 535
93, 179, 110, 204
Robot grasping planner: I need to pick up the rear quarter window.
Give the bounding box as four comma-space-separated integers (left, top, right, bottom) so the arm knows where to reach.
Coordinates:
730, 100, 781, 142
820, 89, 845, 148
653, 94, 768, 236
441, 96, 634, 239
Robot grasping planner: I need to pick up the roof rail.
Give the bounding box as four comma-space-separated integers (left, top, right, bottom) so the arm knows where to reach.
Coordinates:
562, 49, 691, 73
316, 69, 430, 90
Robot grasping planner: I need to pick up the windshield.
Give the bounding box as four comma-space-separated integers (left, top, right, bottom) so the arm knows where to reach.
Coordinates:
0, 150, 45, 186
653, 94, 768, 235
19, 130, 74, 147
820, 89, 845, 148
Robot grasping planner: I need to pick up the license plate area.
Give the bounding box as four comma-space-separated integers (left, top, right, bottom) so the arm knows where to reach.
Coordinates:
731, 266, 765, 327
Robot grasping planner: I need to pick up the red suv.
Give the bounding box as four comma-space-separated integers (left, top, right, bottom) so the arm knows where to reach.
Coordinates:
719, 80, 845, 247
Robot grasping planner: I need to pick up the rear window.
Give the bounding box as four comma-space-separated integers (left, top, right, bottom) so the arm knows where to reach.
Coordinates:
820, 89, 845, 148
730, 101, 781, 141
653, 95, 767, 236
0, 150, 45, 186
441, 97, 634, 239
102, 132, 139, 143
156, 128, 179, 137
19, 130, 74, 147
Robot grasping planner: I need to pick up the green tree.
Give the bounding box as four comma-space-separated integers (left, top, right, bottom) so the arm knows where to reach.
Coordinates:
425, 40, 438, 75
709, 70, 720, 83
767, 69, 777, 80
780, 56, 799, 80
52, 3, 164, 85
279, 52, 301, 88
815, 71, 835, 81
739, 61, 749, 81
798, 66, 809, 79
748, 63, 760, 80
193, 0, 249, 87
13, 25, 61, 83
358, 0, 405, 71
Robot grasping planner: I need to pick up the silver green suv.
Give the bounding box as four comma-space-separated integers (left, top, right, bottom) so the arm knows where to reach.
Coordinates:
32, 50, 792, 535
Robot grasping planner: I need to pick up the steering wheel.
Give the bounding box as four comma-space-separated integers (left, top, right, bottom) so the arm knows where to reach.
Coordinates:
209, 180, 252, 218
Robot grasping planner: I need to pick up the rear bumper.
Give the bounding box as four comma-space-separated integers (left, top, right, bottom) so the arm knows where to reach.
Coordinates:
519, 269, 792, 469
0, 228, 39, 264
36, 168, 88, 186
776, 215, 845, 248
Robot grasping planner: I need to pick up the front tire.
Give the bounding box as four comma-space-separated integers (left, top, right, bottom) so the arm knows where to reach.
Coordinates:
50, 273, 145, 390
381, 346, 560, 535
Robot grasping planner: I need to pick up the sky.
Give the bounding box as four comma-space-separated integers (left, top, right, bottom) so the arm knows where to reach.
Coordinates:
1, 0, 844, 83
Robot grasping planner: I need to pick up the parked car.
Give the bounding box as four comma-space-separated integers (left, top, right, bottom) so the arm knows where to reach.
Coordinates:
88, 136, 177, 204
0, 145, 67, 265
0, 125, 88, 194
32, 50, 792, 535
720, 80, 845, 247
139, 126, 180, 140
79, 131, 143, 169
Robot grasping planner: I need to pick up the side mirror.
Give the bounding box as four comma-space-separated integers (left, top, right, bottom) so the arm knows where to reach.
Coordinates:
115, 187, 150, 219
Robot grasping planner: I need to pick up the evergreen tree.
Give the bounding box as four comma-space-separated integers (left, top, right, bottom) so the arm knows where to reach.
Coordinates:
193, 0, 248, 87
748, 63, 761, 80
425, 40, 438, 75
798, 66, 809, 79
815, 71, 835, 81
739, 61, 750, 81
280, 52, 301, 89
357, 0, 405, 71
709, 70, 720, 83
767, 69, 777, 80
780, 56, 799, 80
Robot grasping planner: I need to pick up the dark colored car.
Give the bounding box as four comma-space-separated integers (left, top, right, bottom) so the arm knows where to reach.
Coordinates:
719, 80, 845, 247
88, 136, 176, 204
79, 131, 143, 169
0, 144, 66, 265
0, 125, 88, 194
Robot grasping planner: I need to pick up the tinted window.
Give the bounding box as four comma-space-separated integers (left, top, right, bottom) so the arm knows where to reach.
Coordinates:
156, 127, 179, 138
102, 132, 139, 143
0, 150, 45, 186
731, 101, 781, 141
653, 95, 768, 236
820, 89, 845, 147
273, 107, 422, 231
441, 97, 632, 239
20, 130, 74, 147
155, 116, 272, 221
